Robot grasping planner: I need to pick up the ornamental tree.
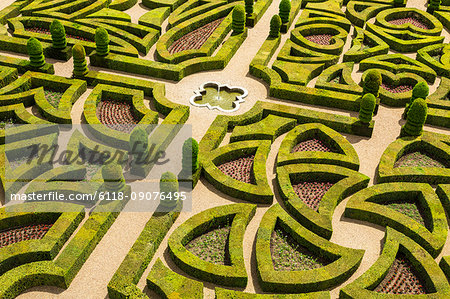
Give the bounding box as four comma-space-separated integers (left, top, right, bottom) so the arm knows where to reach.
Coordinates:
269, 15, 281, 38
72, 44, 88, 77
129, 127, 149, 164
232, 5, 245, 34
427, 0, 440, 13
182, 137, 199, 174
95, 27, 110, 56
279, 0, 291, 23
359, 93, 376, 124
245, 0, 253, 16
102, 163, 125, 191
159, 171, 179, 209
401, 98, 427, 137
27, 37, 46, 68
404, 81, 429, 116
50, 19, 67, 49
363, 69, 382, 97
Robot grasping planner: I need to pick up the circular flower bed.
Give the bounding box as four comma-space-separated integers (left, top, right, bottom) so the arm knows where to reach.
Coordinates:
292, 181, 334, 211
0, 224, 53, 248
291, 139, 332, 153
381, 82, 414, 94
217, 155, 255, 184
394, 151, 447, 168
185, 225, 231, 265
96, 99, 139, 133
168, 18, 225, 54
304, 34, 333, 45
26, 27, 91, 42
44, 89, 64, 108
374, 252, 427, 294
270, 224, 329, 271
388, 17, 430, 30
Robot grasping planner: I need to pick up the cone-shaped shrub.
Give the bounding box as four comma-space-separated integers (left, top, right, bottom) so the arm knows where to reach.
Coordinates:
27, 37, 45, 68
182, 138, 199, 174
232, 5, 245, 34
359, 93, 376, 124
159, 171, 179, 209
279, 0, 291, 23
404, 82, 429, 116
269, 15, 281, 38
95, 27, 109, 56
129, 127, 149, 164
102, 163, 125, 191
245, 0, 253, 15
72, 44, 88, 77
427, 0, 440, 12
50, 19, 67, 49
363, 69, 382, 97
401, 98, 427, 136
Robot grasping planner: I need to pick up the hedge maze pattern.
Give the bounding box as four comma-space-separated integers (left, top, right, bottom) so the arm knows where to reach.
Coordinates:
0, 0, 449, 298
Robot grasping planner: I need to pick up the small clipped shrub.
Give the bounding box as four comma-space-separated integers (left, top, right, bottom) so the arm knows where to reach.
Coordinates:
279, 0, 291, 23
159, 171, 179, 209
129, 127, 149, 164
359, 93, 376, 124
95, 27, 110, 56
27, 37, 45, 68
102, 163, 125, 191
269, 15, 281, 38
363, 70, 382, 97
401, 98, 427, 137
232, 5, 245, 34
182, 137, 199, 174
72, 44, 88, 77
404, 82, 429, 116
245, 0, 253, 16
394, 0, 404, 6
427, 0, 440, 12
50, 19, 67, 49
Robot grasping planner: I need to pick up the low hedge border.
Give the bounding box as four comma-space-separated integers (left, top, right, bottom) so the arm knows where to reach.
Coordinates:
426, 77, 450, 110
426, 107, 450, 128
377, 131, 450, 184
344, 182, 448, 257
276, 164, 369, 239
435, 10, 450, 31
272, 59, 325, 86
343, 27, 389, 63
85, 8, 132, 22
277, 123, 360, 169
168, 203, 256, 287
277, 39, 340, 65
314, 62, 362, 95
202, 139, 274, 204
109, 0, 138, 11
138, 7, 171, 31
345, 1, 393, 28
0, 66, 18, 88
24, 0, 109, 20
290, 24, 348, 55
0, 0, 27, 25
107, 208, 180, 299
296, 8, 351, 33
0, 202, 84, 276
366, 22, 445, 53
215, 287, 330, 298
256, 203, 364, 293
0, 54, 54, 75
341, 227, 450, 298
142, 0, 185, 11
147, 258, 203, 299
280, 0, 302, 33
359, 53, 437, 84
417, 43, 450, 78
246, 0, 273, 27
168, 0, 227, 28
436, 184, 450, 216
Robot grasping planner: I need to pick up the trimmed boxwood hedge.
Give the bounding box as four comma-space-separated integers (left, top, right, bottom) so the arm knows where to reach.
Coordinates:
343, 27, 389, 63
215, 287, 330, 298
417, 43, 450, 78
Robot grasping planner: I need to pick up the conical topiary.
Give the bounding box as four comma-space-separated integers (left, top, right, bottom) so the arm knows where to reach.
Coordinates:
232, 5, 245, 34
279, 0, 291, 23
129, 127, 149, 164
363, 69, 382, 97
269, 15, 281, 38
27, 37, 45, 68
182, 137, 199, 174
50, 19, 67, 49
245, 0, 253, 16
404, 81, 429, 116
159, 171, 179, 209
401, 98, 427, 137
95, 27, 109, 56
427, 0, 440, 12
72, 44, 88, 77
102, 163, 125, 191
359, 93, 376, 124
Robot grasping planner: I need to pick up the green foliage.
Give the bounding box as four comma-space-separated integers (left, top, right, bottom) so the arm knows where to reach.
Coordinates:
232, 5, 245, 34
394, 0, 404, 6
269, 15, 281, 38
244, 0, 253, 15
427, 0, 440, 12
182, 137, 199, 173
129, 127, 149, 161
102, 163, 125, 191
50, 20, 67, 49
27, 38, 45, 68
72, 44, 88, 77
363, 69, 382, 97
279, 0, 291, 23
160, 171, 178, 209
95, 27, 110, 56
404, 81, 430, 116
402, 98, 428, 136
359, 93, 376, 124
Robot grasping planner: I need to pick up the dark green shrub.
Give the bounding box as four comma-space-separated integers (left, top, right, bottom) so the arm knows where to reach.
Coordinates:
427, 0, 440, 12
279, 0, 291, 23
182, 137, 199, 174
129, 127, 149, 164
404, 82, 429, 115
50, 19, 67, 49
160, 171, 179, 209
232, 5, 245, 34
363, 70, 382, 97
102, 163, 125, 191
359, 93, 376, 124
245, 0, 253, 15
27, 37, 45, 68
95, 27, 110, 57
401, 98, 427, 136
269, 15, 281, 38
394, 0, 404, 6
72, 44, 88, 77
